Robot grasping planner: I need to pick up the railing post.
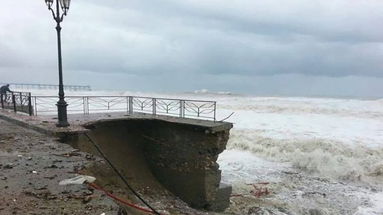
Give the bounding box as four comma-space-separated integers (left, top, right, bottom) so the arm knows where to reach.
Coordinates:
0, 93, 4, 109
28, 93, 33, 116
214, 102, 217, 122
34, 97, 38, 116
12, 93, 17, 113
152, 98, 156, 115
126, 96, 129, 114
82, 97, 89, 115
179, 100, 185, 118
19, 92, 22, 106
86, 97, 89, 115
128, 96, 133, 115
82, 97, 85, 114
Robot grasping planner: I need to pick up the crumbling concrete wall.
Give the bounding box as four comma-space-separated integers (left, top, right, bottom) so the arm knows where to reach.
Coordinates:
140, 120, 232, 211
70, 118, 232, 212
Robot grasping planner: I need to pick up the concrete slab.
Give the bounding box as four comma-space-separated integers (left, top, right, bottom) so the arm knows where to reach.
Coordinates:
0, 109, 232, 136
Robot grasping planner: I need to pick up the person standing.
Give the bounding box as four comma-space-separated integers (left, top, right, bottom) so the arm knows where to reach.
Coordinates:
0, 84, 12, 94
0, 84, 12, 104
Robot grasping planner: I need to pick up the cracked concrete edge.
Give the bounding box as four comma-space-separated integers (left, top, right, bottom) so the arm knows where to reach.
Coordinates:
0, 110, 233, 137
84, 116, 233, 133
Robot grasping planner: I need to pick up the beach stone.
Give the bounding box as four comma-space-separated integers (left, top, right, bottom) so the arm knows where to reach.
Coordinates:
82, 196, 92, 204
208, 183, 232, 212
248, 207, 271, 215
4, 163, 14, 169
309, 208, 323, 215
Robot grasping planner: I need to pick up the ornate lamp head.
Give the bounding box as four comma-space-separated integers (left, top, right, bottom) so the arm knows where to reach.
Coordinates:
45, 0, 54, 9
59, 0, 71, 15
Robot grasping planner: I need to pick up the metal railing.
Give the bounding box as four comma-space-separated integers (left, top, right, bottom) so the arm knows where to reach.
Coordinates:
0, 91, 33, 116
32, 95, 217, 121
0, 92, 217, 121
0, 83, 91, 91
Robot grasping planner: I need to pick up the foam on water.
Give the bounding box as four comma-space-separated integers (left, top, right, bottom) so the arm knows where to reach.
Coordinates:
218, 149, 383, 214
210, 96, 383, 184
227, 129, 383, 183
213, 95, 383, 214
218, 149, 288, 184
354, 192, 383, 215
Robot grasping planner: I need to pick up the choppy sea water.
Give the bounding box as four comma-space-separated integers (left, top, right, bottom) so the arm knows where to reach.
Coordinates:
214, 96, 383, 214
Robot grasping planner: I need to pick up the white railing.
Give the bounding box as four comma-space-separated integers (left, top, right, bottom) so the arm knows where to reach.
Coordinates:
32, 95, 217, 121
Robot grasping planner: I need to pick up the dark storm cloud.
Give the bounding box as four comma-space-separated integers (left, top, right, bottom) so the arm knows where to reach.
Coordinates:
0, 0, 382, 96
59, 0, 383, 77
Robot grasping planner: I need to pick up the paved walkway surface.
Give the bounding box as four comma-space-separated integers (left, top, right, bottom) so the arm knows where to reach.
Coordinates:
0, 109, 232, 136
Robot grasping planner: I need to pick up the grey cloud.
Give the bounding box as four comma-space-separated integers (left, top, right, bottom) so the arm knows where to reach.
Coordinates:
0, 0, 382, 97
0, 44, 22, 67
57, 0, 383, 78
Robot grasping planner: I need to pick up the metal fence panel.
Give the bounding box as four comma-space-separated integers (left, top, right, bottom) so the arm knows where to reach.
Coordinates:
1, 93, 217, 121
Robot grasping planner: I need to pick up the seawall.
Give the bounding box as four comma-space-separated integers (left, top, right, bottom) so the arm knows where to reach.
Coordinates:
72, 118, 233, 211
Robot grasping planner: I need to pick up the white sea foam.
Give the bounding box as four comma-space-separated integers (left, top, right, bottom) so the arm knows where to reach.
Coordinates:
226, 129, 383, 183
214, 96, 383, 214
354, 192, 383, 215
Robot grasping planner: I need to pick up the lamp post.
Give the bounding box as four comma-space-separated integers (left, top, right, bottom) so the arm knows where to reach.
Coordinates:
45, 0, 71, 127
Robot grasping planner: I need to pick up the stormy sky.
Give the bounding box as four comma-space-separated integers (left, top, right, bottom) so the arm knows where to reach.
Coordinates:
0, 0, 382, 97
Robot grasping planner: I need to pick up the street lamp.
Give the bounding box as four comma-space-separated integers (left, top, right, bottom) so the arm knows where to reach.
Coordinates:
45, 0, 71, 127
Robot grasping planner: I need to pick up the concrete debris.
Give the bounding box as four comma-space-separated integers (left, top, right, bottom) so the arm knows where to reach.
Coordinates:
4, 163, 14, 169
309, 208, 324, 215
59, 175, 96, 186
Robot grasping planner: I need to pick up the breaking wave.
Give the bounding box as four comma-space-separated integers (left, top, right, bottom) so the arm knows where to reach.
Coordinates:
227, 129, 383, 184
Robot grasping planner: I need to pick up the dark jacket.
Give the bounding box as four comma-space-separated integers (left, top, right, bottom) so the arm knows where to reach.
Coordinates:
0, 85, 12, 94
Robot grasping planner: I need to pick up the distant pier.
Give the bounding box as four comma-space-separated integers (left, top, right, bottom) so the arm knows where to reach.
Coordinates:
0, 83, 91, 91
